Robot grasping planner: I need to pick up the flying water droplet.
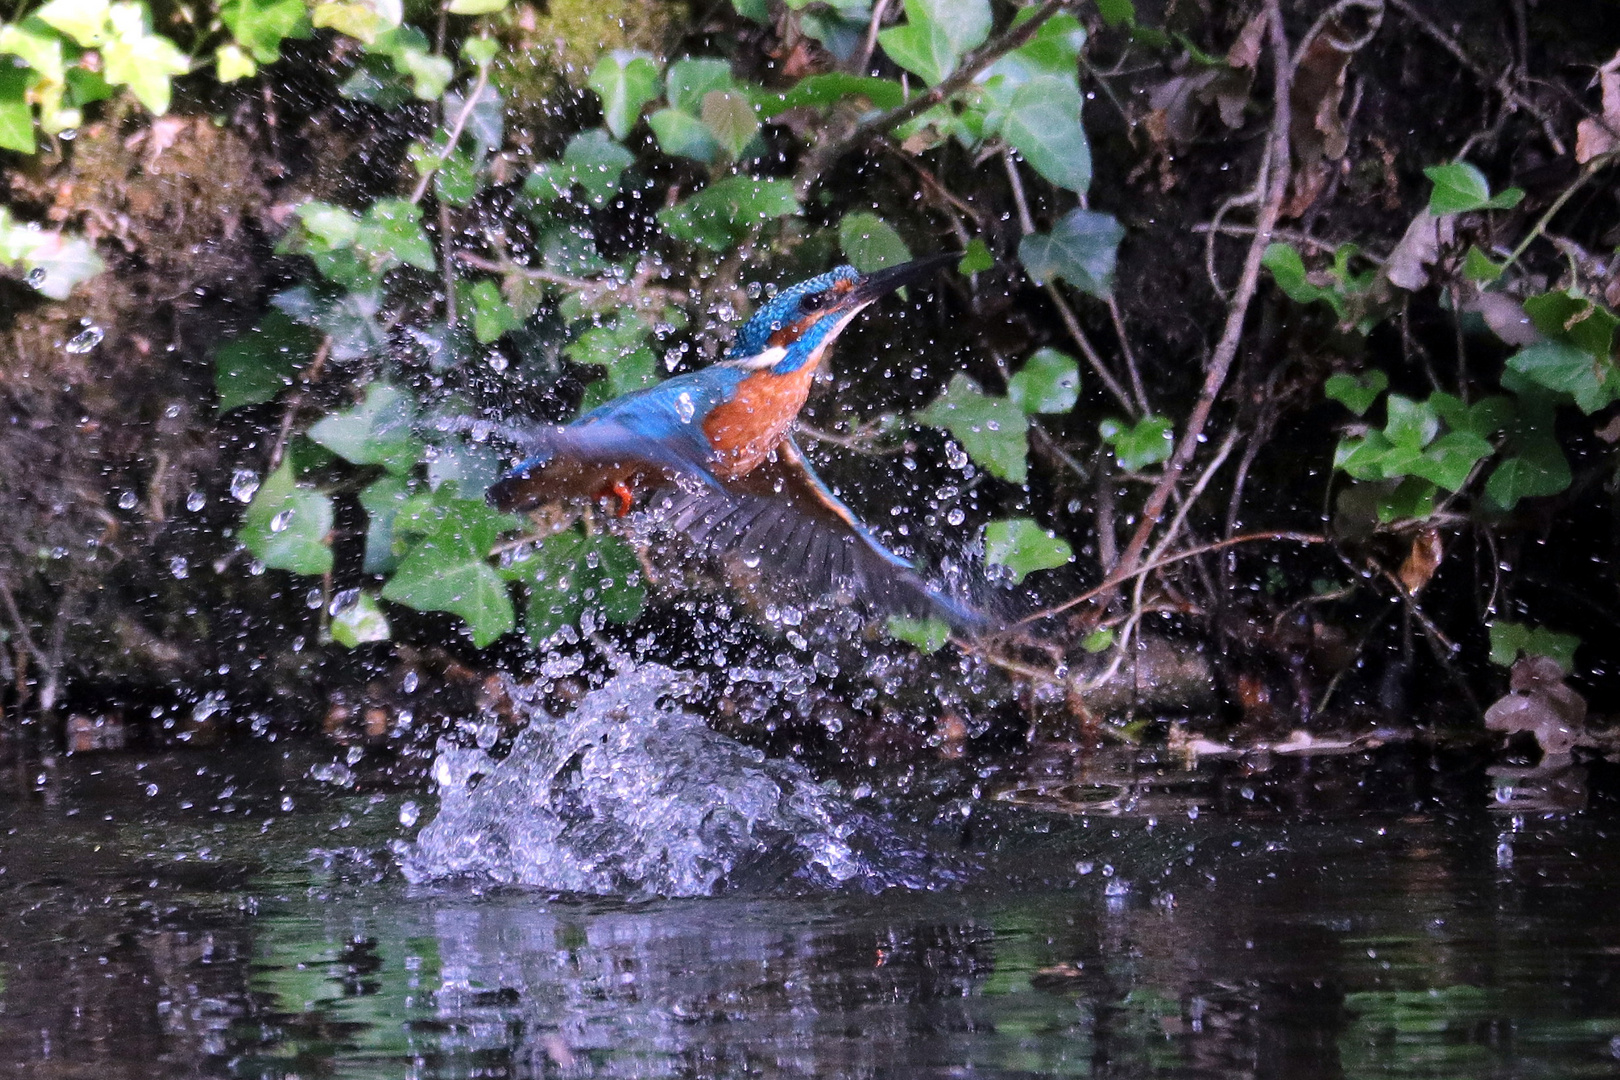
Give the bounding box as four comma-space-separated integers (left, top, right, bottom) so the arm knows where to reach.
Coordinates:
269, 508, 294, 532
329, 587, 360, 616
399, 800, 420, 828
24, 267, 47, 289
230, 470, 260, 503
675, 391, 696, 424
944, 443, 969, 470
305, 587, 323, 609
186, 491, 206, 512
118, 491, 138, 510
64, 326, 104, 353
169, 556, 189, 579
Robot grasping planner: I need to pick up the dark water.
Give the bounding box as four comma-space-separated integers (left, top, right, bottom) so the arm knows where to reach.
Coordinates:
3, 742, 1619, 1079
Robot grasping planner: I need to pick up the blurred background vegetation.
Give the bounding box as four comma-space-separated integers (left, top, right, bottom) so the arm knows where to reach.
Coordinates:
1, 0, 1617, 765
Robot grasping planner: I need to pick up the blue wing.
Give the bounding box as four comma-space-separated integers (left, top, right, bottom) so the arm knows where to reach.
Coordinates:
488, 368, 748, 512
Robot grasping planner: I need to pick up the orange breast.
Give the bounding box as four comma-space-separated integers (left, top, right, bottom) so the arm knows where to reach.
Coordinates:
702, 361, 819, 479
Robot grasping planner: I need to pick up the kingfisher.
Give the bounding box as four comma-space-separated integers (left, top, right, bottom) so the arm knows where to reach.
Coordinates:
487, 254, 985, 633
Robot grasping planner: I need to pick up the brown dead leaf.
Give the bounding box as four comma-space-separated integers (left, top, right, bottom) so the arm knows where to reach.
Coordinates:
1465, 290, 1543, 346
1485, 655, 1588, 755
1595, 414, 1620, 444
1398, 526, 1443, 595
1576, 50, 1620, 164
1383, 210, 1453, 292
1281, 159, 1333, 219
1290, 19, 1354, 163
1226, 13, 1266, 71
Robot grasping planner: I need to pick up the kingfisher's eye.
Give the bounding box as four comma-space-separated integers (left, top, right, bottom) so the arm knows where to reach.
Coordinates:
801, 292, 827, 312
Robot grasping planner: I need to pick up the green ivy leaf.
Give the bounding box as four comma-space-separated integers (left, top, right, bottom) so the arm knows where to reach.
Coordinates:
1505, 340, 1620, 414
656, 175, 800, 251
505, 527, 645, 644
1002, 75, 1091, 193
1488, 620, 1579, 671
958, 238, 993, 274
1383, 393, 1439, 450
214, 310, 315, 412
1096, 0, 1135, 26
1432, 392, 1514, 439
701, 88, 760, 159
838, 212, 910, 274
1484, 438, 1571, 509
1099, 414, 1173, 472
752, 73, 905, 117
308, 382, 423, 475
1019, 208, 1123, 297
358, 473, 410, 573
33, 0, 110, 47
1081, 627, 1116, 653
986, 9, 1086, 84
215, 43, 257, 80
649, 106, 720, 163
1323, 370, 1388, 416
330, 591, 391, 647
879, 16, 956, 85
355, 197, 435, 273
0, 208, 105, 298
447, 0, 507, 13
666, 56, 733, 113
1410, 430, 1493, 492
886, 614, 950, 652
1008, 347, 1079, 414
219, 0, 308, 63
0, 66, 34, 154
528, 128, 636, 202
587, 50, 661, 138
917, 374, 1029, 483
240, 460, 334, 575
1522, 290, 1619, 362
461, 278, 520, 343
984, 517, 1073, 583
381, 489, 518, 647
101, 3, 190, 114
1423, 161, 1525, 215
1463, 245, 1505, 283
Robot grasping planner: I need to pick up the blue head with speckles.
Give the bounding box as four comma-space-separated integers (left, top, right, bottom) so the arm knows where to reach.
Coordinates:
727, 266, 862, 368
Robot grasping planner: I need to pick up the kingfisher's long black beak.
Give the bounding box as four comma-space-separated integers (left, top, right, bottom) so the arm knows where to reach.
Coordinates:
847, 252, 957, 308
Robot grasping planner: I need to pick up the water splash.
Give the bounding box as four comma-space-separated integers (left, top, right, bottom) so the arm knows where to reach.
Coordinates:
396, 663, 939, 898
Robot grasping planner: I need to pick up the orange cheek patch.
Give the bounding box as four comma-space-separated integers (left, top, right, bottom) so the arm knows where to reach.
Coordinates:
769, 314, 820, 349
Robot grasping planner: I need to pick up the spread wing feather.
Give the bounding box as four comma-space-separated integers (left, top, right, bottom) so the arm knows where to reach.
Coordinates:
650, 437, 987, 633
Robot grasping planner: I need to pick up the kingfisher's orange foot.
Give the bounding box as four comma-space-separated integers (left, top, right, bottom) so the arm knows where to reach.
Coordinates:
600, 481, 634, 518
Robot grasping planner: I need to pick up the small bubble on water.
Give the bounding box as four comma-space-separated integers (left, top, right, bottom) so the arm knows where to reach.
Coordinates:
65, 326, 104, 353
230, 470, 260, 502
269, 509, 294, 533
169, 556, 189, 579
399, 800, 420, 828
118, 491, 138, 510
186, 490, 206, 512
25, 267, 47, 289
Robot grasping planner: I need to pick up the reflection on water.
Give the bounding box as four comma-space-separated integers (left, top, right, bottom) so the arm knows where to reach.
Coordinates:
2, 745, 1619, 1078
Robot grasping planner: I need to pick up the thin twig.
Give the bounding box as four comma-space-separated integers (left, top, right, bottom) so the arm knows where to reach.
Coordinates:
854, 0, 894, 74
410, 63, 492, 205
1386, 0, 1565, 155
1112, 0, 1294, 580
794, 0, 1074, 198
1498, 154, 1614, 274
1014, 530, 1329, 628
1106, 294, 1149, 416
1144, 424, 1242, 569
268, 335, 332, 473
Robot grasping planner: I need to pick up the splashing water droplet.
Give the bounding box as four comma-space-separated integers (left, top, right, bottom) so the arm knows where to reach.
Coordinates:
329, 587, 360, 616
230, 470, 260, 503
65, 327, 104, 353
305, 587, 323, 610
675, 391, 696, 424
169, 556, 189, 579
25, 267, 47, 289
186, 491, 206, 512
118, 491, 138, 510
280, 795, 294, 812
269, 509, 294, 533
944, 443, 969, 470
399, 800, 420, 828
